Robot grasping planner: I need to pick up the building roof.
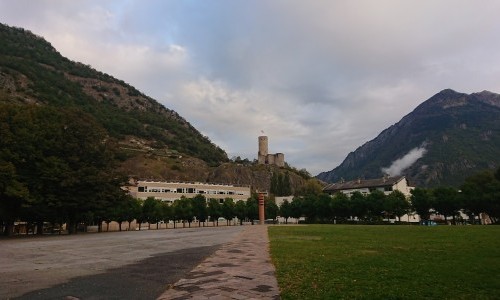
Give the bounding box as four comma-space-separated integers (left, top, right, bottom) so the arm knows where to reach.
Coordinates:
323, 175, 406, 192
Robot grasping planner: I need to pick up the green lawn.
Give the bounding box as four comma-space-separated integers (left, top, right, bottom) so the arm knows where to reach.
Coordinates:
269, 225, 500, 300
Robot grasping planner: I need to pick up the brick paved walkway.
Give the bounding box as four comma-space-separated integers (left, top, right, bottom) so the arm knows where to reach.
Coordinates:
157, 225, 280, 300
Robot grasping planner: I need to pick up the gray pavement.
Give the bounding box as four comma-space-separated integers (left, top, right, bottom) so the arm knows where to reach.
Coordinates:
157, 225, 280, 300
1, 225, 281, 299
0, 226, 244, 299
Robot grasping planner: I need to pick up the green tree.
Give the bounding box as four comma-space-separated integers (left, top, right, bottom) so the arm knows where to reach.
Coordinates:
461, 170, 500, 224
115, 195, 141, 231
384, 190, 410, 222
265, 198, 279, 222
350, 191, 367, 221
191, 194, 208, 227
234, 200, 246, 225
366, 190, 386, 222
173, 197, 193, 227
222, 198, 235, 225
279, 199, 292, 224
290, 197, 303, 222
142, 197, 163, 229
330, 193, 350, 223
315, 193, 332, 223
270, 173, 278, 195
282, 172, 292, 196
127, 197, 142, 230
301, 194, 318, 223
208, 198, 222, 226
0, 161, 29, 236
245, 195, 259, 224
0, 104, 120, 234
297, 179, 323, 196
410, 188, 433, 223
432, 187, 461, 224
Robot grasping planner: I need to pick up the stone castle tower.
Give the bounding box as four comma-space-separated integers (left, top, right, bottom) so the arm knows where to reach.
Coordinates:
258, 136, 285, 167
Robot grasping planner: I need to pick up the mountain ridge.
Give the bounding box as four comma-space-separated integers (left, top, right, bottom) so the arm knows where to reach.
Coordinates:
317, 89, 500, 187
0, 22, 312, 193
0, 22, 228, 166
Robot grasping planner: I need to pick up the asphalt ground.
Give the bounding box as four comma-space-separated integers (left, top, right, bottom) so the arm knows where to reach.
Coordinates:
0, 226, 244, 299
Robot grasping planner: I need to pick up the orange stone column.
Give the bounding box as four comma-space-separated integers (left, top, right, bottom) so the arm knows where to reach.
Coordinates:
258, 192, 265, 225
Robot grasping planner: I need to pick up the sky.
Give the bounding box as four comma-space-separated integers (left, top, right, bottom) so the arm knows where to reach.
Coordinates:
1, 0, 500, 175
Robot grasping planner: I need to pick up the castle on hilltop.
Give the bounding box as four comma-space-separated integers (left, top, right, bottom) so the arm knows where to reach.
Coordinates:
257, 136, 285, 167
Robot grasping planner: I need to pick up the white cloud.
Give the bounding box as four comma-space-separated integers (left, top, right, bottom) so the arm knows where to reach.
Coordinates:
1, 0, 499, 175
382, 147, 427, 177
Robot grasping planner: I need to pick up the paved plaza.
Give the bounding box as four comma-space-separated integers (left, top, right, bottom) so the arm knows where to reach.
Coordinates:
0, 225, 280, 299
157, 225, 280, 300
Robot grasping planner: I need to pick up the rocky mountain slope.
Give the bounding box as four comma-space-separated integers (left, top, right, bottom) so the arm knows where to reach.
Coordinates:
0, 23, 311, 193
0, 23, 227, 166
316, 89, 500, 187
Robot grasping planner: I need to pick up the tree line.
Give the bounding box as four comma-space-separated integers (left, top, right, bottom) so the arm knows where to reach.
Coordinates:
0, 103, 280, 236
113, 194, 279, 231
0, 104, 127, 235
278, 168, 500, 225
1, 103, 497, 235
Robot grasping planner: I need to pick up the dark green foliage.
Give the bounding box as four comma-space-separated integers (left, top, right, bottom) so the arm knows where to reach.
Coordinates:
142, 197, 163, 229
222, 198, 235, 224
191, 194, 208, 225
115, 195, 142, 231
172, 196, 193, 227
265, 198, 279, 221
207, 198, 222, 225
270, 172, 293, 196
234, 200, 246, 225
0, 23, 228, 166
330, 192, 350, 221
0, 103, 127, 234
432, 187, 461, 223
460, 168, 500, 223
384, 190, 410, 221
410, 188, 433, 221
245, 195, 259, 223
279, 199, 292, 224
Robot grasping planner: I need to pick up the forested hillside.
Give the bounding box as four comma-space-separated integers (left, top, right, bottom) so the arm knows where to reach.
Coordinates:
0, 23, 228, 165
0, 23, 319, 235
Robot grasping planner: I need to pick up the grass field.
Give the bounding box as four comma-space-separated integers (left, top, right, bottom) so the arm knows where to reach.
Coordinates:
269, 225, 500, 300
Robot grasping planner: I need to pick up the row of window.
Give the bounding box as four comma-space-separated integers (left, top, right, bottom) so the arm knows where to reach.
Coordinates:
138, 186, 247, 196
155, 198, 227, 204
342, 186, 394, 196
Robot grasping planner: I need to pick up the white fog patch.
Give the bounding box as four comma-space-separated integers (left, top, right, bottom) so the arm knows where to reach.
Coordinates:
382, 146, 427, 176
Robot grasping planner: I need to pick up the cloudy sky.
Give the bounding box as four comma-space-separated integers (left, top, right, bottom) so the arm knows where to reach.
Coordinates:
1, 0, 499, 175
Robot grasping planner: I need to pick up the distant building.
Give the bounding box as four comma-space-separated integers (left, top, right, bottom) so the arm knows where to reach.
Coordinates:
257, 136, 285, 167
275, 195, 293, 207
323, 175, 418, 222
323, 175, 414, 197
128, 180, 251, 204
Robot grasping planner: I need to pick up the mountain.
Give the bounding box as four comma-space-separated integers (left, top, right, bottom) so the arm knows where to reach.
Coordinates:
0, 23, 227, 166
0, 23, 312, 193
316, 89, 500, 187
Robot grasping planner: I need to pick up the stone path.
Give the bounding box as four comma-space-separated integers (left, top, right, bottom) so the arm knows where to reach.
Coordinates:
157, 225, 280, 300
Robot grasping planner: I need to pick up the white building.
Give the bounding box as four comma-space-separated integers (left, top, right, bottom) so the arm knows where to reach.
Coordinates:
323, 175, 414, 197
323, 176, 418, 223
127, 180, 251, 203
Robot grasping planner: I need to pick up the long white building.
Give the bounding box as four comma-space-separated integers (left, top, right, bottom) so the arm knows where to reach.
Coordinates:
127, 180, 251, 203
323, 175, 414, 197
